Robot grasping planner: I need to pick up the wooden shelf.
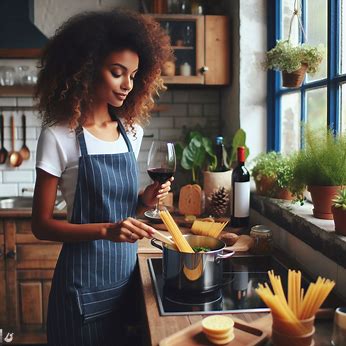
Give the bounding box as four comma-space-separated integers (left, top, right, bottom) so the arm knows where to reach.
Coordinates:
0, 85, 34, 97
0, 49, 42, 58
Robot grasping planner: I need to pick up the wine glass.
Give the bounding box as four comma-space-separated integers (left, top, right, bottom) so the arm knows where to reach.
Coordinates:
144, 141, 176, 219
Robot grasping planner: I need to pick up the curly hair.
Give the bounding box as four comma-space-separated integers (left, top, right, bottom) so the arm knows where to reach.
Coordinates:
35, 8, 173, 131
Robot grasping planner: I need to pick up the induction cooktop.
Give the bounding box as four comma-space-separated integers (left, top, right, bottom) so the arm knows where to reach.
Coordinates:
148, 254, 336, 316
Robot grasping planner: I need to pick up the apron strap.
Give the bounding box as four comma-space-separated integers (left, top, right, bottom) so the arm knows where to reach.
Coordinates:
116, 117, 134, 153
75, 126, 88, 156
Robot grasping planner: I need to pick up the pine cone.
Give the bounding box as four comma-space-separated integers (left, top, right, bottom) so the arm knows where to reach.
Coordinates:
208, 186, 230, 217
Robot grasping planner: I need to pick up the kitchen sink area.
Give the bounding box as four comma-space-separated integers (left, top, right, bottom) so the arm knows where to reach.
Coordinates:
0, 196, 66, 210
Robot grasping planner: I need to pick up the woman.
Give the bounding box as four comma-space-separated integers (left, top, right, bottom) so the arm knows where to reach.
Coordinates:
31, 8, 173, 346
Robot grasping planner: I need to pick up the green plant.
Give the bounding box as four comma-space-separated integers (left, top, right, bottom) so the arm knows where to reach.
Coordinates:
251, 151, 305, 202
175, 128, 249, 183
332, 189, 346, 210
293, 127, 346, 186
263, 40, 324, 74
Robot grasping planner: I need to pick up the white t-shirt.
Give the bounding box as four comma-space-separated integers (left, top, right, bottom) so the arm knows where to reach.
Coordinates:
36, 121, 143, 221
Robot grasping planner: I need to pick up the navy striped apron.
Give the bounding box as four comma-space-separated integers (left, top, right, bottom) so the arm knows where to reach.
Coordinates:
47, 120, 139, 346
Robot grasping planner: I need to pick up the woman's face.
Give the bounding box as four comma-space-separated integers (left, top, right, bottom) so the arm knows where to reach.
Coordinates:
95, 49, 139, 107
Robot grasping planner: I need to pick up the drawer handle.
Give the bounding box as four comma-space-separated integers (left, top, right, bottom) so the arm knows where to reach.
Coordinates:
6, 250, 16, 259
200, 66, 209, 74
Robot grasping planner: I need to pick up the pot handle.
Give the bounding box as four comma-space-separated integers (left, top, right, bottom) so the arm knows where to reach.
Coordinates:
215, 251, 235, 264
151, 238, 163, 251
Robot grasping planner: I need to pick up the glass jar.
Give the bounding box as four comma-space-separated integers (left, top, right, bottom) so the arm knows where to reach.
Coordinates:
250, 225, 273, 255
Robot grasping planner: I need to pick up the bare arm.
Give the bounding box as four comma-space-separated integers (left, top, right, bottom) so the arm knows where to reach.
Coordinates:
31, 168, 154, 243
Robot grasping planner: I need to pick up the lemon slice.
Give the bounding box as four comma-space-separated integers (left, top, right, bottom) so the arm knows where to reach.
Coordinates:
202, 315, 234, 335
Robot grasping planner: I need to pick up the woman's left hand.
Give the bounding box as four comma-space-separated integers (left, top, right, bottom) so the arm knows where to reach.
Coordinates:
140, 177, 174, 207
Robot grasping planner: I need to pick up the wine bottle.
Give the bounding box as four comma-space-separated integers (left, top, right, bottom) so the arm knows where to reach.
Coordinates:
231, 146, 250, 227
214, 136, 228, 172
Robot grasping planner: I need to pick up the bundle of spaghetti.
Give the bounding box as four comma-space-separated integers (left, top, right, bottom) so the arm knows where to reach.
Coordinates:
256, 283, 306, 335
159, 209, 194, 253
288, 269, 302, 317
191, 219, 228, 238
299, 276, 335, 319
256, 269, 335, 335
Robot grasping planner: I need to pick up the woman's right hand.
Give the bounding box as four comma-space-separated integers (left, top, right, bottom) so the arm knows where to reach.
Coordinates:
102, 217, 155, 243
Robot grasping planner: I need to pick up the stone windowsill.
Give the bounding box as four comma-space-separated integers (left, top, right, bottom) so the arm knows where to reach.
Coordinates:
250, 194, 346, 269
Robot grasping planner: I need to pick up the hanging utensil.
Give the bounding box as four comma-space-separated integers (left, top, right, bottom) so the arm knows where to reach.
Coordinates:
0, 111, 8, 164
9, 114, 23, 167
19, 112, 30, 160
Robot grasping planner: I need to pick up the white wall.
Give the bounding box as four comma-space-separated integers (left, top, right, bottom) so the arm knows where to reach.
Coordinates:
222, 0, 267, 163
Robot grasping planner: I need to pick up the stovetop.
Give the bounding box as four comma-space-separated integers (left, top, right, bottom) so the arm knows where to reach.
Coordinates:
148, 255, 311, 316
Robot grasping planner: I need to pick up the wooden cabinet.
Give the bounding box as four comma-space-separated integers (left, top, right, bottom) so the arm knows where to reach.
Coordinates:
152, 14, 230, 85
0, 215, 63, 344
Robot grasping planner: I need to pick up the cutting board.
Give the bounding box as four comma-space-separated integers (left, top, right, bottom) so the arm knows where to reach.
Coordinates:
159, 316, 267, 346
223, 235, 254, 252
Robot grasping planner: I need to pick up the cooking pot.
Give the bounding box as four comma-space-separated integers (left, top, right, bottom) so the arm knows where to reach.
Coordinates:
151, 234, 234, 293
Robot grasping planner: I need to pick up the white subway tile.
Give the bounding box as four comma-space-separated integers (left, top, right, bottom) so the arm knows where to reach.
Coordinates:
0, 184, 18, 197
0, 97, 16, 107
159, 128, 182, 141
174, 116, 206, 128
188, 104, 203, 116
0, 172, 2, 183
3, 170, 34, 183
156, 90, 172, 103
18, 183, 35, 196
148, 117, 174, 129
161, 104, 187, 117
203, 104, 220, 116
173, 90, 189, 103
17, 127, 37, 140
189, 90, 220, 103
17, 98, 34, 106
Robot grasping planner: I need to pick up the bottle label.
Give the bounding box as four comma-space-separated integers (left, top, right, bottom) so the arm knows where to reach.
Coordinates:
233, 182, 250, 217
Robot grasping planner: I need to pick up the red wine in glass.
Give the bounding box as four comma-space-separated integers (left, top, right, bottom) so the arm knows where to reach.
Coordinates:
145, 141, 176, 219
147, 168, 175, 184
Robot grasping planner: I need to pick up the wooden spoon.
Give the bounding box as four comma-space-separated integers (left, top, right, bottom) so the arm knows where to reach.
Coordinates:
152, 229, 175, 247
0, 112, 8, 164
9, 115, 23, 167
19, 113, 30, 160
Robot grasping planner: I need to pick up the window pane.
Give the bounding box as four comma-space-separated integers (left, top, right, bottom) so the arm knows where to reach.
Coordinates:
282, 0, 299, 44
281, 92, 301, 154
341, 0, 346, 74
341, 84, 346, 132
306, 88, 327, 130
306, 0, 327, 82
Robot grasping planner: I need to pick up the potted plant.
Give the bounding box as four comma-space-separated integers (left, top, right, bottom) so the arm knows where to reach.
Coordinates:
332, 189, 346, 235
251, 151, 305, 203
263, 40, 324, 88
293, 127, 346, 219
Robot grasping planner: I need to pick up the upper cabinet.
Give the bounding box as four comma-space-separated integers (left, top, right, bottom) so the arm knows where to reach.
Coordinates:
151, 14, 230, 85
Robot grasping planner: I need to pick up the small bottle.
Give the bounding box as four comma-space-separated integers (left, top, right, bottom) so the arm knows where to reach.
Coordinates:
180, 62, 191, 76
231, 146, 250, 227
214, 136, 228, 172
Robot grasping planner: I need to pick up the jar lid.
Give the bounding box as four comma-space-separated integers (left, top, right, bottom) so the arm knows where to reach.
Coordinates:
250, 225, 272, 237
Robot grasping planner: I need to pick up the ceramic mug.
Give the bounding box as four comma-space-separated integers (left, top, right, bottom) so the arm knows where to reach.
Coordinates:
331, 307, 346, 346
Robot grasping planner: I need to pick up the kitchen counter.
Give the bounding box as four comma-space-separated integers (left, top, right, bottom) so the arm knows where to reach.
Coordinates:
137, 251, 338, 346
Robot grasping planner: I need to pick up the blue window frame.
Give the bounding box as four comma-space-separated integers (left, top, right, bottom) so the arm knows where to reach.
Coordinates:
267, 0, 346, 152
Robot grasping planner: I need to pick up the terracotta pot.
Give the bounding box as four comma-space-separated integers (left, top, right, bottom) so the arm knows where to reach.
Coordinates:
282, 64, 308, 88
255, 175, 293, 200
308, 185, 341, 220
332, 206, 346, 235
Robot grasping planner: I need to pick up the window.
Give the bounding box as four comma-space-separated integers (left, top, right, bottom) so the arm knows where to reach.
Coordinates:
267, 0, 346, 153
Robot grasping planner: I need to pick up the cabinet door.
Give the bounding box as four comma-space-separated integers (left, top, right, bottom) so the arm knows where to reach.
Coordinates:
153, 14, 205, 84
152, 14, 230, 85
205, 16, 230, 85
